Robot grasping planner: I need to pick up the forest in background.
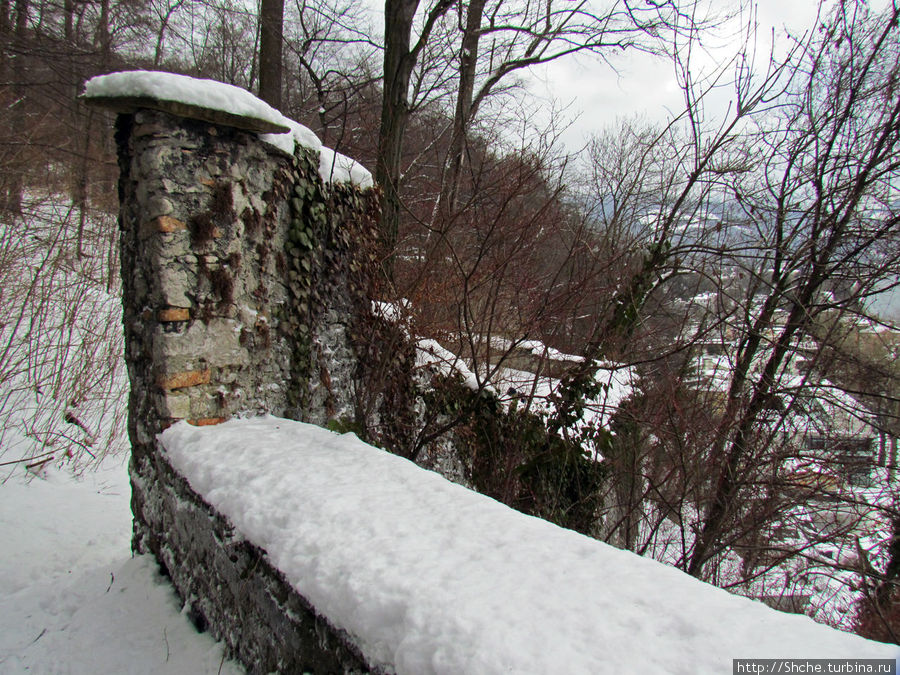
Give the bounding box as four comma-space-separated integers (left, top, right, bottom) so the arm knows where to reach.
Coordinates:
1, 0, 900, 646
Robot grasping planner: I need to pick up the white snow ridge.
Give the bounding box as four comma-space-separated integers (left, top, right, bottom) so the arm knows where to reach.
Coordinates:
162, 416, 898, 675
82, 70, 373, 188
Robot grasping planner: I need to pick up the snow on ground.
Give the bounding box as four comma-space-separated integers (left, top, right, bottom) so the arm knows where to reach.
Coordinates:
414, 335, 633, 442
0, 196, 128, 474
487, 362, 634, 460
491, 362, 633, 424
416, 338, 483, 391
517, 339, 584, 363
0, 457, 242, 674
163, 416, 899, 675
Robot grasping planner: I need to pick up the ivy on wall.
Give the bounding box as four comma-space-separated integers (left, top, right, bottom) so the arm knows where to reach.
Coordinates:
277, 151, 606, 525
280, 147, 408, 442
425, 374, 608, 534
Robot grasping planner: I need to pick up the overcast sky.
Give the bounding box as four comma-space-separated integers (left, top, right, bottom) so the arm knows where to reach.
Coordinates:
524, 0, 897, 321
354, 1, 826, 149
360, 0, 898, 320
531, 0, 897, 323
525, 0, 825, 152
359, 0, 889, 149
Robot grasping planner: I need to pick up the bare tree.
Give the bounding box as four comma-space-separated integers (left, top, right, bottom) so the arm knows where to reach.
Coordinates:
686, 0, 900, 579
281, 0, 380, 149
437, 0, 710, 216
377, 0, 717, 282
561, 0, 900, 634
377, 0, 455, 278
150, 0, 187, 67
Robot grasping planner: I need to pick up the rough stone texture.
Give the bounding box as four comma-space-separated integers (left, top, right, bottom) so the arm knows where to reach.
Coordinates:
131, 445, 375, 675
111, 106, 382, 673
157, 368, 211, 390
306, 303, 358, 426
115, 108, 381, 442
117, 109, 295, 451
85, 95, 290, 134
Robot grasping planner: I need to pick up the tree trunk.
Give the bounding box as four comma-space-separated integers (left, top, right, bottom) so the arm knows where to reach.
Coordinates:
63, 0, 72, 42
153, 1, 187, 68
3, 0, 27, 216
97, 0, 110, 64
13, 0, 24, 51
441, 0, 484, 214
1, 0, 9, 55
376, 0, 420, 282
0, 0, 9, 81
258, 0, 283, 110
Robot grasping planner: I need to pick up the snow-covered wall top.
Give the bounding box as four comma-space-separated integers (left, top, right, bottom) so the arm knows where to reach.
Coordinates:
163, 417, 897, 674
83, 70, 372, 188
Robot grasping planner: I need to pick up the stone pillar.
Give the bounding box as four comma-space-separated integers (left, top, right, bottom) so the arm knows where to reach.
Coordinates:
86, 78, 384, 671
115, 110, 296, 469
103, 98, 381, 550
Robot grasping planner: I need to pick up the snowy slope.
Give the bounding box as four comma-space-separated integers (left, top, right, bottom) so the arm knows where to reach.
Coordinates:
162, 416, 899, 675
0, 459, 242, 674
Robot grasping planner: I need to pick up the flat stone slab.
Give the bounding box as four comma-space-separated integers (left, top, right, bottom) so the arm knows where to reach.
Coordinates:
83, 95, 290, 134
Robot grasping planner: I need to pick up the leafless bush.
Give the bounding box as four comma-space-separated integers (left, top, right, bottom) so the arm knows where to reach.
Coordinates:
0, 191, 126, 478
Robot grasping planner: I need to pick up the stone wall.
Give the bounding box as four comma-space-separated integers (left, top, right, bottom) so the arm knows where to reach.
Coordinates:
131, 443, 374, 674
117, 110, 293, 446
115, 108, 378, 455
106, 101, 383, 672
